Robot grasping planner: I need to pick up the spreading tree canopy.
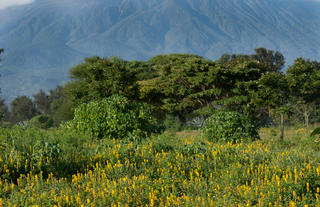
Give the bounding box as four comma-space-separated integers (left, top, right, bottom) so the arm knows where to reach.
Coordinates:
66, 56, 138, 105
139, 54, 219, 121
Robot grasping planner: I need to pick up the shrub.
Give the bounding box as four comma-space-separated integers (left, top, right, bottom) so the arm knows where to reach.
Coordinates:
163, 114, 182, 132
30, 114, 54, 129
200, 111, 259, 143
65, 95, 160, 140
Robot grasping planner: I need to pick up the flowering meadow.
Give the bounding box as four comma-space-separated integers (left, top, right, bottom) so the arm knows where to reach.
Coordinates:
0, 127, 320, 206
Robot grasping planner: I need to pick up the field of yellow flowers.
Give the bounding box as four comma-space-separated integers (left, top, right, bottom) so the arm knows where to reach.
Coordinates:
0, 126, 320, 206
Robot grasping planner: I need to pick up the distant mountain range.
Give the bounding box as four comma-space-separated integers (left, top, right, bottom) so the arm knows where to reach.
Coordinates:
0, 0, 320, 103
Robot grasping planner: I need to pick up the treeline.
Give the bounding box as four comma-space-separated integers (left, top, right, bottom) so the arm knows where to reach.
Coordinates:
1, 47, 320, 136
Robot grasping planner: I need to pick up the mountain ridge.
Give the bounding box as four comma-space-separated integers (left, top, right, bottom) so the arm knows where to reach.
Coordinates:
0, 0, 320, 102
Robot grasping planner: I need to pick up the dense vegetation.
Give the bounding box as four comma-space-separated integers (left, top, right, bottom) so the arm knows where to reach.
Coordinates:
1, 48, 319, 137
0, 47, 320, 206
200, 111, 259, 143
65, 95, 160, 140
0, 127, 320, 206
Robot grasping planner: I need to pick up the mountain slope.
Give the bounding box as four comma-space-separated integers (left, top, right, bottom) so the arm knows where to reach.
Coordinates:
0, 0, 320, 102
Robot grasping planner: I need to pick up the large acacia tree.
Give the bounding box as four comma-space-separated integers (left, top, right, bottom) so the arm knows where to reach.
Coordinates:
139, 54, 219, 122
214, 48, 286, 126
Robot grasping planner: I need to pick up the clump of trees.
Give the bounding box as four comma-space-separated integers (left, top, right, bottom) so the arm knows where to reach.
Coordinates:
0, 47, 319, 141
0, 86, 73, 126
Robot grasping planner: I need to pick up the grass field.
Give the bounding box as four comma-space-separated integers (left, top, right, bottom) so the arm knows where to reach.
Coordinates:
0, 126, 320, 206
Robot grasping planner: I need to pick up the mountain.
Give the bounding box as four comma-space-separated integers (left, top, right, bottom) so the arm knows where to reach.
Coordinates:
0, 0, 320, 102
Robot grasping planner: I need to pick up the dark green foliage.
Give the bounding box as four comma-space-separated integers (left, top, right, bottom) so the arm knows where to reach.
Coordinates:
30, 114, 54, 129
140, 54, 218, 121
310, 128, 320, 137
213, 49, 286, 127
213, 59, 265, 121
48, 85, 74, 124
129, 60, 158, 81
252, 47, 285, 72
66, 56, 138, 105
66, 95, 160, 140
0, 99, 9, 123
286, 58, 320, 132
162, 114, 182, 132
10, 96, 37, 123
33, 89, 50, 114
286, 58, 320, 103
201, 111, 259, 143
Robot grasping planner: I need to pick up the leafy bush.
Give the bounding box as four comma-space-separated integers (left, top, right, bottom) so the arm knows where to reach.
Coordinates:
65, 95, 160, 140
200, 111, 259, 142
30, 114, 54, 129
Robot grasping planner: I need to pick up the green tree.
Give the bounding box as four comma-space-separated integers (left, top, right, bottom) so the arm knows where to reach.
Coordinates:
48, 85, 73, 124
213, 58, 267, 123
213, 48, 285, 125
0, 49, 7, 123
286, 58, 320, 133
0, 99, 9, 123
33, 89, 50, 114
66, 56, 138, 105
139, 54, 219, 122
10, 96, 37, 123
251, 47, 285, 72
256, 72, 289, 140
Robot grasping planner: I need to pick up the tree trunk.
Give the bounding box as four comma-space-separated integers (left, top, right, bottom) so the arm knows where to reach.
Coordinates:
302, 103, 310, 135
305, 112, 309, 135
280, 113, 284, 141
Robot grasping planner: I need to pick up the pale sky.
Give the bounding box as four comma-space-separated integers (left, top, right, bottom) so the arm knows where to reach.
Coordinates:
0, 0, 34, 10
0, 0, 319, 11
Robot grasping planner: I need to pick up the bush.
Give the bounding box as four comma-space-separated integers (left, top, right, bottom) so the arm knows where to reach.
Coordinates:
30, 114, 54, 129
163, 114, 182, 132
65, 95, 160, 140
200, 111, 259, 143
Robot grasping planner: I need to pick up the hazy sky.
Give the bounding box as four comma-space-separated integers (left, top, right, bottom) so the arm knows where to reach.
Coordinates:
0, 0, 34, 10
0, 0, 319, 11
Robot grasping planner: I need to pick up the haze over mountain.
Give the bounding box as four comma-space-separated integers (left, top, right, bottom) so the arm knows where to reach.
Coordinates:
0, 0, 320, 102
